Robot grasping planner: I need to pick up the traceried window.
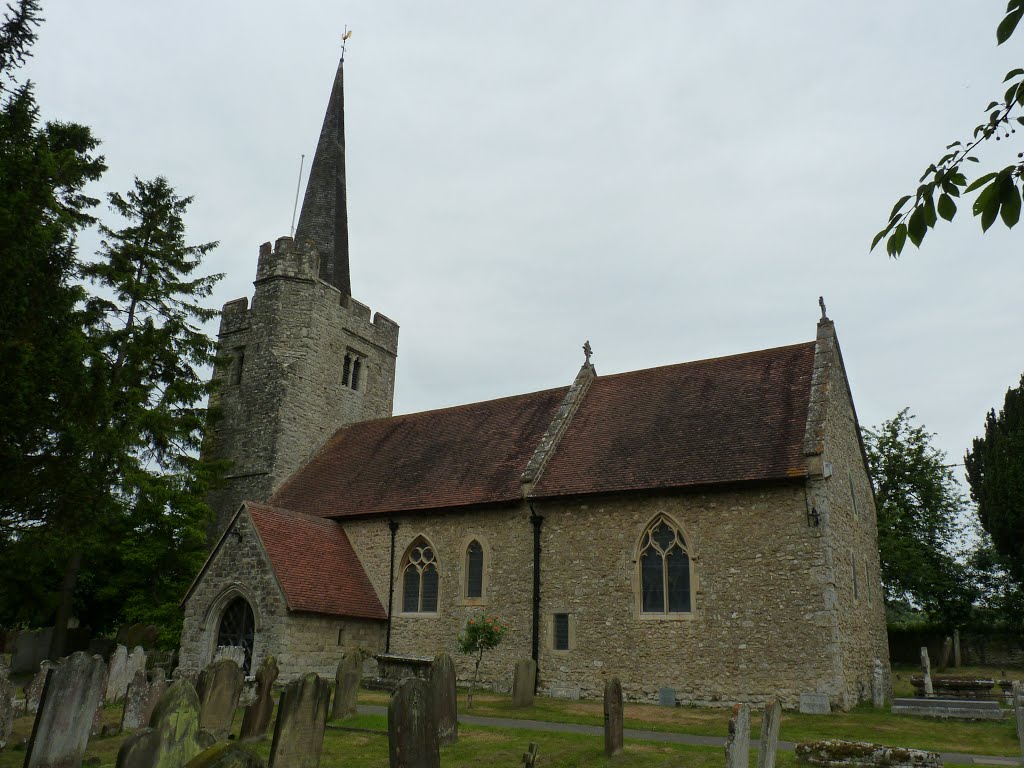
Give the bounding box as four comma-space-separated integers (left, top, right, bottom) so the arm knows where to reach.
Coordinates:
402, 538, 439, 613
639, 517, 691, 614
466, 540, 484, 599
217, 597, 255, 673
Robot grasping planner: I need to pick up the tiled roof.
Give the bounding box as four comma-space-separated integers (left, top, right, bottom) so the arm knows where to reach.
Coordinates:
246, 502, 385, 620
529, 342, 817, 498
269, 387, 569, 518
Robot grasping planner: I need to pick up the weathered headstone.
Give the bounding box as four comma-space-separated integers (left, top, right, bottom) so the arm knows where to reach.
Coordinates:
953, 629, 962, 668
0, 674, 14, 750
1013, 681, 1024, 761
115, 680, 216, 768
331, 648, 362, 721
430, 652, 457, 746
214, 645, 246, 670
521, 742, 539, 768
871, 660, 886, 709
127, 645, 147, 681
511, 659, 537, 708
122, 667, 151, 730
173, 666, 201, 687
939, 637, 953, 671
197, 658, 244, 741
25, 660, 57, 715
795, 740, 941, 768
24, 652, 106, 768
603, 677, 623, 757
269, 672, 331, 768
758, 698, 782, 768
240, 654, 278, 742
106, 644, 131, 703
920, 647, 933, 696
724, 702, 751, 768
145, 674, 169, 727
798, 693, 830, 714
388, 677, 439, 768
658, 687, 676, 707
185, 742, 265, 768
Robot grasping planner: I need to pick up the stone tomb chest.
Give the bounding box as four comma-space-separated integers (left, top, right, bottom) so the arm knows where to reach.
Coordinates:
368, 653, 434, 691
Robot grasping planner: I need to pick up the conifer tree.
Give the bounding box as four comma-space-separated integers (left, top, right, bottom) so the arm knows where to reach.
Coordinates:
965, 376, 1024, 582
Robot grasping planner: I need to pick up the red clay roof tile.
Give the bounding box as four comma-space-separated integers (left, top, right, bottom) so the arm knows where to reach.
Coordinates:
246, 501, 385, 620
529, 342, 816, 498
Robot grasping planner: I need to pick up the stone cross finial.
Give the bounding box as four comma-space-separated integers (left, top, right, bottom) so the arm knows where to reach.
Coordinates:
818, 296, 827, 319
583, 340, 593, 365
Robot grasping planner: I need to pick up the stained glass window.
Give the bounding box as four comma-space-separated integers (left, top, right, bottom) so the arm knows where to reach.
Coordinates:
639, 517, 691, 615
466, 540, 483, 599
402, 539, 439, 613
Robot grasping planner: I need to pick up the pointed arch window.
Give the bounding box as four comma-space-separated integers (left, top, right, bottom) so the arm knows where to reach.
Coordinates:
466, 540, 484, 599
217, 596, 255, 672
639, 517, 692, 615
402, 538, 439, 614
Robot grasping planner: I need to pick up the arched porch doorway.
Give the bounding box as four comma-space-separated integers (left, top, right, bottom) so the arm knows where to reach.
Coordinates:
217, 596, 255, 673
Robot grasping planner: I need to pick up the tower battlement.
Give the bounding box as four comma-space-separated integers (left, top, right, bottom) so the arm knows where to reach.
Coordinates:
255, 236, 321, 284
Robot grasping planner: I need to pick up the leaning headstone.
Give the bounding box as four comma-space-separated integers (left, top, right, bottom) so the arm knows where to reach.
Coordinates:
430, 652, 457, 746
1013, 681, 1024, 761
122, 667, 151, 730
758, 698, 782, 768
213, 645, 246, 670
939, 637, 953, 671
185, 742, 265, 767
23, 652, 106, 768
0, 674, 14, 750
724, 702, 751, 768
106, 644, 131, 703
115, 680, 216, 768
521, 742, 539, 768
25, 660, 57, 715
331, 648, 362, 721
872, 660, 886, 709
920, 647, 933, 696
658, 687, 676, 707
240, 654, 278, 742
511, 659, 537, 708
269, 672, 331, 768
197, 658, 244, 741
388, 677, 439, 768
603, 677, 623, 757
799, 693, 830, 714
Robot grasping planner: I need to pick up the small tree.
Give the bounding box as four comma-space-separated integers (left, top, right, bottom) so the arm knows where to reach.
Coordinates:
457, 615, 507, 709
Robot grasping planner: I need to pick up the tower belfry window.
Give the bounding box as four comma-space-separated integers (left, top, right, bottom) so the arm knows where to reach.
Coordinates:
342, 354, 352, 386
351, 358, 362, 391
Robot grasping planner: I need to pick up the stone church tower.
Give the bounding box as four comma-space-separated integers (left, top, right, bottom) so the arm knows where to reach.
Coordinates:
203, 59, 399, 536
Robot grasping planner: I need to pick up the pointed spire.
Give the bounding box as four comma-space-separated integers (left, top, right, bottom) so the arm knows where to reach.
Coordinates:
294, 57, 351, 296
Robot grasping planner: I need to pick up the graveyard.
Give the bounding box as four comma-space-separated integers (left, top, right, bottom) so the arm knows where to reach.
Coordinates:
1, 647, 1022, 768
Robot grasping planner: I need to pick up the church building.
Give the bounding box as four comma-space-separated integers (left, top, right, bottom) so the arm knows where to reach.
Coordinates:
179, 57, 890, 710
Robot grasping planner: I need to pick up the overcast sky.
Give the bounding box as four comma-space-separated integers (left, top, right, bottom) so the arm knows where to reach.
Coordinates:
24, 2, 1023, 488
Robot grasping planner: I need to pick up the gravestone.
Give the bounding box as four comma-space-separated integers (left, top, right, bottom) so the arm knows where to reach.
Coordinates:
795, 740, 941, 768
240, 654, 278, 741
603, 677, 623, 757
891, 697, 1002, 720
10, 628, 52, 675
214, 645, 246, 670
117, 623, 158, 651
122, 667, 151, 730
1013, 681, 1024, 760
186, 742, 265, 767
953, 629, 962, 668
871, 660, 886, 709
658, 687, 676, 707
331, 648, 362, 721
106, 644, 131, 703
26, 660, 57, 715
173, 666, 201, 687
724, 703, 751, 768
145, 674, 169, 727
197, 658, 244, 741
430, 652, 457, 746
24, 652, 106, 768
388, 677, 439, 768
511, 659, 536, 708
0, 674, 14, 750
127, 645, 147, 681
521, 742, 539, 768
798, 693, 830, 714
269, 672, 330, 768
758, 698, 782, 768
115, 680, 216, 768
939, 637, 953, 671
919, 647, 933, 696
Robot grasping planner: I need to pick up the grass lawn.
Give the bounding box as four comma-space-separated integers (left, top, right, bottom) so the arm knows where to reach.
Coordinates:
1, 667, 1019, 767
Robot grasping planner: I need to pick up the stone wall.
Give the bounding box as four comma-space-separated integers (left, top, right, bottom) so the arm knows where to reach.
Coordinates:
278, 614, 385, 680
204, 236, 399, 535
817, 329, 891, 707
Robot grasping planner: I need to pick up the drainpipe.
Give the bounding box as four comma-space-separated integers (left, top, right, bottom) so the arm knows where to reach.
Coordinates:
386, 520, 399, 652
529, 505, 543, 688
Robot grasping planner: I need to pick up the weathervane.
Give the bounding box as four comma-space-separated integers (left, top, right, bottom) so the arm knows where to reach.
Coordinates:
818, 296, 827, 319
583, 340, 593, 365
341, 26, 352, 61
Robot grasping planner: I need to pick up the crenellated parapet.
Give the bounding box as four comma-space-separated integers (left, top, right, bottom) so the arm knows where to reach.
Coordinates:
255, 236, 321, 284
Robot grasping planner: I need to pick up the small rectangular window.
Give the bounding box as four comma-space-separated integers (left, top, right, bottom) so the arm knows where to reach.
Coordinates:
342, 354, 351, 386
553, 613, 570, 651
233, 348, 245, 385
351, 358, 362, 391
